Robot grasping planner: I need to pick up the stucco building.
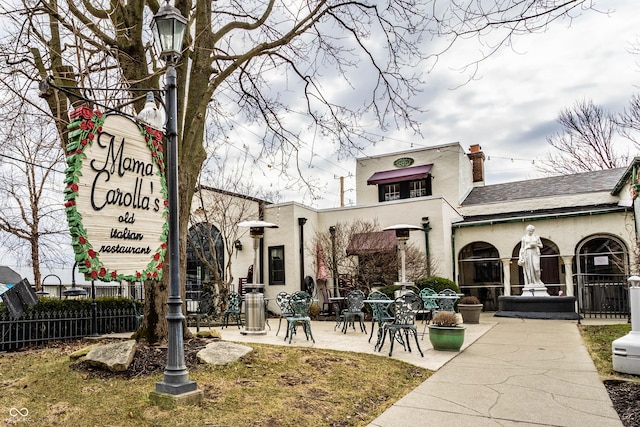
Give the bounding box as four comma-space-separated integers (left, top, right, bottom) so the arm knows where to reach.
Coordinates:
191, 143, 639, 314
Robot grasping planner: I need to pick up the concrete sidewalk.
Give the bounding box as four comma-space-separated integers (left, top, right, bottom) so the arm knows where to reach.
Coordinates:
367, 315, 623, 427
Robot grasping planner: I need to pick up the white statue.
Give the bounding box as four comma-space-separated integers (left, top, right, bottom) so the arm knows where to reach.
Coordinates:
518, 225, 548, 295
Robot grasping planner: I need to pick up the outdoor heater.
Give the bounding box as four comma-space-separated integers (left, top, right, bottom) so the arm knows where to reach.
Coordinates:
612, 276, 640, 374
238, 220, 278, 335
383, 224, 422, 296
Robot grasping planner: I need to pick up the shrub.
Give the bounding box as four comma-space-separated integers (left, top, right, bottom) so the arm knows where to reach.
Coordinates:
459, 295, 481, 305
431, 311, 460, 327
309, 302, 321, 319
375, 285, 401, 299
415, 276, 460, 293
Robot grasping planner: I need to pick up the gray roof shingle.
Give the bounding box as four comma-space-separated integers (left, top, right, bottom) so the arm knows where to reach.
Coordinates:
462, 167, 626, 206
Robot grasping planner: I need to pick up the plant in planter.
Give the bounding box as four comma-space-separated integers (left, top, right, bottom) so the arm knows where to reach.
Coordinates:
428, 311, 465, 351
458, 295, 483, 324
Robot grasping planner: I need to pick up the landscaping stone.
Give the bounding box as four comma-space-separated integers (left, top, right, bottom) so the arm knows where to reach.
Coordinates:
84, 340, 137, 372
197, 341, 252, 365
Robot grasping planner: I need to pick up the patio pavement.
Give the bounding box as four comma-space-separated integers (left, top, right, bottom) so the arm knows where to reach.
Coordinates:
203, 314, 494, 371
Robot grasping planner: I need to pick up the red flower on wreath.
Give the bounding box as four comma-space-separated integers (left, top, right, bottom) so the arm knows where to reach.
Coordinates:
69, 183, 79, 193
99, 267, 106, 277
78, 236, 86, 245
85, 259, 92, 268
111, 271, 117, 279
82, 108, 93, 119
90, 270, 98, 279
136, 271, 141, 279
88, 249, 97, 258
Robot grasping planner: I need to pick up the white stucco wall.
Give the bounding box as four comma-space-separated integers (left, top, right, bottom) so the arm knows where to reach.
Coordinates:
354, 143, 474, 206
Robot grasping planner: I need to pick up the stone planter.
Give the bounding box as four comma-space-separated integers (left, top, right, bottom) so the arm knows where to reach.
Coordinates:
428, 325, 466, 351
458, 303, 483, 324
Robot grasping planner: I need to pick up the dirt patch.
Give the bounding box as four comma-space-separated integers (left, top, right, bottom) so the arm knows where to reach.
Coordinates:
605, 380, 640, 427
70, 338, 211, 378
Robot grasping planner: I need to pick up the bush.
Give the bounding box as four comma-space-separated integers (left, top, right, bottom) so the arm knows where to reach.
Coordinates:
431, 311, 460, 327
459, 295, 481, 305
415, 276, 460, 293
375, 285, 401, 299
309, 302, 321, 319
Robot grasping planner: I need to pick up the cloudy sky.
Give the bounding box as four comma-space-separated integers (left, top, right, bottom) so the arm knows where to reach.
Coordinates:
225, 0, 638, 209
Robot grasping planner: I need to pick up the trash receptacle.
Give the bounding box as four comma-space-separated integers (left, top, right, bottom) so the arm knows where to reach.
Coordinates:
242, 285, 266, 335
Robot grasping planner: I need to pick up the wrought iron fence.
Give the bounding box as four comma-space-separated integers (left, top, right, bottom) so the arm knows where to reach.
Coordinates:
574, 274, 630, 319
0, 307, 140, 351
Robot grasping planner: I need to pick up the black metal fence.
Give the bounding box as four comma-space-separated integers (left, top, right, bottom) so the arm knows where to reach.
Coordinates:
574, 274, 630, 319
0, 307, 141, 351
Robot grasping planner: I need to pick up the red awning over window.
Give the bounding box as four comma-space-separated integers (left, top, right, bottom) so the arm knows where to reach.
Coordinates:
346, 230, 397, 256
366, 164, 432, 185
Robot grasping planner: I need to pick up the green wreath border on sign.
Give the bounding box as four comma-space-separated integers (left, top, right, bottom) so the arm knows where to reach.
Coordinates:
64, 106, 168, 282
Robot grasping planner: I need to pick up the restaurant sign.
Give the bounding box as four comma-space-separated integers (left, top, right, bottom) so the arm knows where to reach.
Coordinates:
64, 106, 167, 281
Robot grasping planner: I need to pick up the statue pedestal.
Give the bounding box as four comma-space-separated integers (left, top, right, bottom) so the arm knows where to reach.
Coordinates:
522, 286, 549, 297
495, 296, 580, 320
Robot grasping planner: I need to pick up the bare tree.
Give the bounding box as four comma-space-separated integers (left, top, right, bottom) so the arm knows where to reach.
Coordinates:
539, 99, 628, 175
617, 93, 640, 146
0, 0, 599, 342
312, 219, 431, 294
189, 164, 274, 312
0, 103, 68, 291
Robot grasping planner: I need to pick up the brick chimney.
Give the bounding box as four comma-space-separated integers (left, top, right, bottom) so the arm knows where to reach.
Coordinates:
468, 144, 485, 185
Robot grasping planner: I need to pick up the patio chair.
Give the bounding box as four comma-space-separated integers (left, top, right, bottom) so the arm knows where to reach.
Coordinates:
340, 290, 367, 334
222, 291, 243, 329
188, 291, 213, 332
284, 291, 315, 344
419, 287, 438, 338
319, 286, 333, 315
367, 291, 393, 346
437, 288, 459, 313
275, 292, 293, 336
376, 292, 424, 357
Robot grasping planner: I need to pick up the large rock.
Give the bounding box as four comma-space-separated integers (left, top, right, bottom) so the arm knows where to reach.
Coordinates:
84, 340, 137, 372
197, 342, 252, 366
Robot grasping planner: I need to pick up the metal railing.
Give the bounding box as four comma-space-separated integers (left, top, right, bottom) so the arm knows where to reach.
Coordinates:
574, 274, 630, 319
0, 307, 140, 351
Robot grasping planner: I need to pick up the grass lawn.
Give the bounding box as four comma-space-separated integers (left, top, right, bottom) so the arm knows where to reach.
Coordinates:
579, 322, 640, 382
0, 340, 429, 427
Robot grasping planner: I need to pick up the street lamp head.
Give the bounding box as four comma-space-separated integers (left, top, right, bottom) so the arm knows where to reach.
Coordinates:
151, 1, 187, 64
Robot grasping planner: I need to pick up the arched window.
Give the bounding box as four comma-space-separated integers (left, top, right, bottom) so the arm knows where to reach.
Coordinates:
186, 223, 224, 290
458, 242, 501, 286
575, 235, 628, 278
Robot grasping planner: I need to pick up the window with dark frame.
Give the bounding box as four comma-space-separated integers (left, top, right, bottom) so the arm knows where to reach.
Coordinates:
378, 178, 431, 202
268, 245, 285, 285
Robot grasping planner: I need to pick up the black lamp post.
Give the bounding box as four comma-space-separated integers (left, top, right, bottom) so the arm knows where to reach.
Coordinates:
329, 226, 338, 297
150, 1, 199, 398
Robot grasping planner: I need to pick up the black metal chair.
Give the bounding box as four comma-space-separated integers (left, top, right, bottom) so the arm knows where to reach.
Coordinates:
377, 292, 424, 357
222, 291, 243, 329
189, 291, 213, 332
275, 292, 293, 336
341, 290, 367, 334
284, 291, 315, 344
367, 291, 393, 346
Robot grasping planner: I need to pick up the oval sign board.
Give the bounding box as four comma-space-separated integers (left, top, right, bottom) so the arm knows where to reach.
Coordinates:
393, 157, 414, 168
64, 106, 167, 281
